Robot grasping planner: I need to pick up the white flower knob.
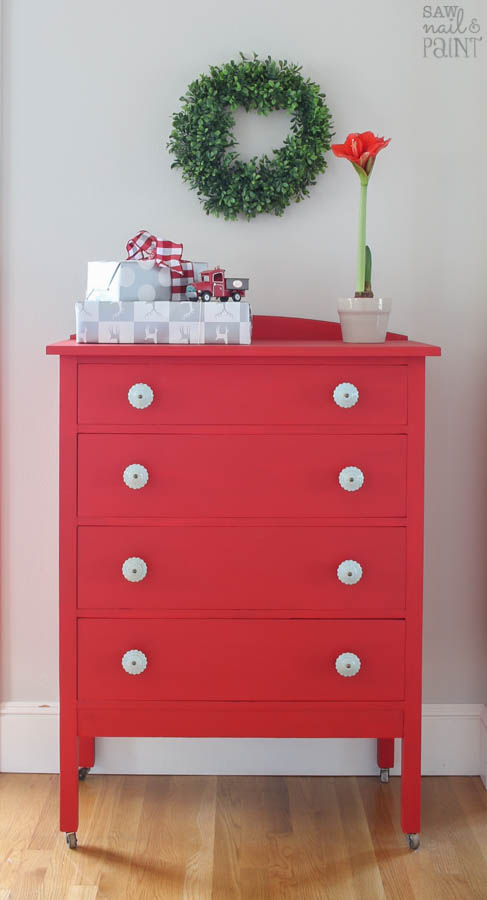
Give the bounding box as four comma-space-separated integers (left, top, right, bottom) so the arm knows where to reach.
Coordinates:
128, 383, 154, 410
123, 463, 149, 490
338, 466, 364, 492
122, 649, 148, 675
337, 560, 363, 586
333, 382, 359, 409
122, 557, 148, 583
335, 652, 361, 677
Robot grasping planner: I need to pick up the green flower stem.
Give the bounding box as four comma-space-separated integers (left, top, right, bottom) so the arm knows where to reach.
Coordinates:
356, 181, 368, 294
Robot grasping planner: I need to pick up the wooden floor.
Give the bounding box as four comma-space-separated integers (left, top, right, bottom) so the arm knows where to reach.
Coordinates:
0, 774, 486, 899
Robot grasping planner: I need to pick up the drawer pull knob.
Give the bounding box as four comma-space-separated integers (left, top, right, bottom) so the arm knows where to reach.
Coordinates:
337, 560, 363, 585
123, 463, 149, 490
122, 649, 148, 675
333, 382, 359, 409
122, 557, 148, 583
335, 652, 361, 677
338, 466, 364, 492
128, 383, 154, 410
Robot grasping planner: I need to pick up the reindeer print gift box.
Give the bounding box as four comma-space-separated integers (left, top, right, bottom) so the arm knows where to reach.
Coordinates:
75, 300, 252, 344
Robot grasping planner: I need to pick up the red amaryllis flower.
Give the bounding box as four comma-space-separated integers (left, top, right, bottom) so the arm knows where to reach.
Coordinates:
332, 131, 390, 172
332, 131, 391, 296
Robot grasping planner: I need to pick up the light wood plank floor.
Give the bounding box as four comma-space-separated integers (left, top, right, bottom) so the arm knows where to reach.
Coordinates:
0, 774, 486, 899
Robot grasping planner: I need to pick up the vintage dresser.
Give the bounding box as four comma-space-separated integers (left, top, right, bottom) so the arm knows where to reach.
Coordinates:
47, 315, 440, 851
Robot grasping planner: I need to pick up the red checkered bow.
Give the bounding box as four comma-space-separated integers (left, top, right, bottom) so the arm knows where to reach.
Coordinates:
126, 230, 185, 275
125, 230, 194, 299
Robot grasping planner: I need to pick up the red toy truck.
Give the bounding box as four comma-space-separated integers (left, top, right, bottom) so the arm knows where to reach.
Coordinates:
189, 267, 249, 302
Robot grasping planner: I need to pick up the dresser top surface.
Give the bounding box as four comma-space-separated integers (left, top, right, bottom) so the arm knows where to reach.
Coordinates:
46, 315, 441, 358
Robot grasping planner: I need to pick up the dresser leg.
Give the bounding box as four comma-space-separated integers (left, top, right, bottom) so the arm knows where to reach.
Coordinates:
78, 736, 95, 769
60, 725, 79, 835
400, 722, 421, 839
377, 738, 395, 771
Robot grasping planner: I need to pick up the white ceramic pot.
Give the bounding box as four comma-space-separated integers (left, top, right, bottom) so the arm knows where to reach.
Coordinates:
338, 297, 392, 343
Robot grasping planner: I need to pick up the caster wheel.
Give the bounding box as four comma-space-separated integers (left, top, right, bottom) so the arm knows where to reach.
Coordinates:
380, 768, 390, 783
66, 832, 77, 850
407, 833, 420, 851
78, 767, 90, 780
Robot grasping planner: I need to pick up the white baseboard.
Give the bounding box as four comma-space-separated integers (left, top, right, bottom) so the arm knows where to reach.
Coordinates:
1, 702, 485, 780
481, 705, 487, 788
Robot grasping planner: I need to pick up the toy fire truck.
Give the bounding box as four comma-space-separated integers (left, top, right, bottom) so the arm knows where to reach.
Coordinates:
186, 267, 249, 302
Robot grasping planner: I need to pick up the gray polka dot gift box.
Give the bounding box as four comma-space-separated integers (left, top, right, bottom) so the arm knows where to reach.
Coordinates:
75, 299, 252, 344
86, 259, 208, 303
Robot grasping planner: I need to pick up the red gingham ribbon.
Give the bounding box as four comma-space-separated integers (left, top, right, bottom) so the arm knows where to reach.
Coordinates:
126, 230, 195, 299
126, 230, 185, 276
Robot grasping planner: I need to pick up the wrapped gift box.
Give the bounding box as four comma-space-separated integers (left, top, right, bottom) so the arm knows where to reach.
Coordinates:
75, 299, 252, 344
86, 260, 208, 303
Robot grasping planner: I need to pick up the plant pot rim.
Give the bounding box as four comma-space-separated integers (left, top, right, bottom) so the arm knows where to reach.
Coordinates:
338, 296, 392, 313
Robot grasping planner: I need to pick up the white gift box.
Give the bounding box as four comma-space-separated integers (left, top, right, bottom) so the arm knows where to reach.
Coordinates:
86, 260, 208, 303
75, 299, 252, 344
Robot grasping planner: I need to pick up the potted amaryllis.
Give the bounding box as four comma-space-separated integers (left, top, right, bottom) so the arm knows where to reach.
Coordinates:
332, 131, 391, 342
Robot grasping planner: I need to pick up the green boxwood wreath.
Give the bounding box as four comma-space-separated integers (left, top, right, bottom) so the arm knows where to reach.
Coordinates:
167, 55, 333, 220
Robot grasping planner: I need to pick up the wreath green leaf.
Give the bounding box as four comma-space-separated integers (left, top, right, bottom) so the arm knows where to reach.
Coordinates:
167, 55, 333, 220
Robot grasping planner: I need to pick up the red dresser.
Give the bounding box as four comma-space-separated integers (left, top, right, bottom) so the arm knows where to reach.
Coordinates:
47, 316, 440, 851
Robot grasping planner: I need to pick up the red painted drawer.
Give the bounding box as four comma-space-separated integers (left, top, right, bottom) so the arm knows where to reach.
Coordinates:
77, 618, 405, 701
78, 525, 406, 610
77, 434, 407, 518
77, 363, 407, 425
